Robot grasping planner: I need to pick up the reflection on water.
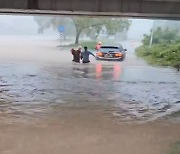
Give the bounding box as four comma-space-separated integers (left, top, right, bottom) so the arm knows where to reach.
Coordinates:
0, 62, 180, 122
113, 64, 122, 80
95, 63, 122, 80
96, 63, 102, 79
73, 66, 89, 78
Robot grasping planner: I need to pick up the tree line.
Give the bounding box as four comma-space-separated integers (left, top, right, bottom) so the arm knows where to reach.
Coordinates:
34, 16, 131, 44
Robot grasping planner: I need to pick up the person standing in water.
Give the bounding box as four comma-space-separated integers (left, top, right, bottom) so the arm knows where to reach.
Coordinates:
81, 46, 95, 63
71, 46, 82, 63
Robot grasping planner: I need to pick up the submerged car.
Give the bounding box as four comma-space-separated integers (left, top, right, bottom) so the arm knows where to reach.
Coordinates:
96, 45, 127, 61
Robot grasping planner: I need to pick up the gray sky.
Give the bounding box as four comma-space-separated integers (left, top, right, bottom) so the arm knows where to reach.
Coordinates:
0, 15, 38, 35
127, 19, 153, 40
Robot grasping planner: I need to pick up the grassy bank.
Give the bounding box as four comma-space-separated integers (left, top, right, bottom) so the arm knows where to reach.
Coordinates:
61, 39, 116, 50
135, 43, 180, 69
65, 41, 97, 50
170, 142, 180, 154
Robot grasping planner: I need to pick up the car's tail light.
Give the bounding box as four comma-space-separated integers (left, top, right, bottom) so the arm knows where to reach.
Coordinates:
115, 53, 122, 57
96, 52, 103, 57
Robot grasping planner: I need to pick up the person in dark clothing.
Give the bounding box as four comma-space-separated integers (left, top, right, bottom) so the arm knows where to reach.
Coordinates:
81, 46, 95, 63
71, 46, 82, 63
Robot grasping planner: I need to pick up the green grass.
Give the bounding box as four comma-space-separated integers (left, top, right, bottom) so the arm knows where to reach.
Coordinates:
80, 41, 97, 50
61, 41, 96, 50
62, 39, 116, 50
170, 142, 180, 154
135, 43, 180, 69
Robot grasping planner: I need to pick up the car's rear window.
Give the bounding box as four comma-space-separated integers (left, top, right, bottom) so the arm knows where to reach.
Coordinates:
100, 46, 120, 52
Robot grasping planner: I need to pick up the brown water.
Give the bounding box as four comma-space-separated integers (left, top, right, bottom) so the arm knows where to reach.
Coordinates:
0, 36, 180, 154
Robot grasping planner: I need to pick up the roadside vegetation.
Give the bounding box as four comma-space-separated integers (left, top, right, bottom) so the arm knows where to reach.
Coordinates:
170, 141, 180, 154
64, 40, 97, 50
136, 27, 180, 69
63, 39, 116, 50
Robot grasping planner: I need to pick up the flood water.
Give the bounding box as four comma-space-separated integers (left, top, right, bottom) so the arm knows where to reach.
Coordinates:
0, 37, 180, 154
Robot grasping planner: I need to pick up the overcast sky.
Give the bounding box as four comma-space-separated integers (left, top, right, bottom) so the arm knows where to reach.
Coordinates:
0, 15, 38, 35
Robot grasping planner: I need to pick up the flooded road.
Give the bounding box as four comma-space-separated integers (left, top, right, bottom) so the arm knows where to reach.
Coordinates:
0, 37, 180, 154
1, 61, 180, 122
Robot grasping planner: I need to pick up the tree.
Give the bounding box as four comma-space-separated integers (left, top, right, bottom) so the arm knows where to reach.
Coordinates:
34, 16, 54, 34
155, 20, 180, 32
71, 17, 131, 44
34, 16, 131, 44
142, 27, 180, 46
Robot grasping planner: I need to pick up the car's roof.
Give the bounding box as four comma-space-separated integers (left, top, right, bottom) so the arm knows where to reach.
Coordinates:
100, 43, 123, 48
101, 46, 119, 48
100, 45, 123, 49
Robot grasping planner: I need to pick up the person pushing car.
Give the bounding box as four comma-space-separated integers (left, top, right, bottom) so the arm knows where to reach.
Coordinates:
81, 46, 95, 63
71, 46, 82, 63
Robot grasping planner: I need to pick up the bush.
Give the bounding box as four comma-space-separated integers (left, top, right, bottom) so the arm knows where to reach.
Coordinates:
142, 27, 179, 46
136, 43, 180, 68
80, 41, 97, 50
65, 39, 116, 50
62, 41, 97, 50
170, 142, 180, 154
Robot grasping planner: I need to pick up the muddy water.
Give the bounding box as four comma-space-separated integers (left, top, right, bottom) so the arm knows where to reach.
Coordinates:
0, 57, 179, 122
0, 39, 180, 154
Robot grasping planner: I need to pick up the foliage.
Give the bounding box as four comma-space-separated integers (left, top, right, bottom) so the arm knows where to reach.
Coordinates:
65, 38, 116, 50
34, 16, 131, 44
34, 16, 75, 37
142, 27, 179, 46
136, 43, 180, 68
137, 26, 180, 69
34, 16, 54, 34
71, 17, 131, 44
65, 41, 97, 50
170, 142, 180, 154
155, 20, 180, 32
